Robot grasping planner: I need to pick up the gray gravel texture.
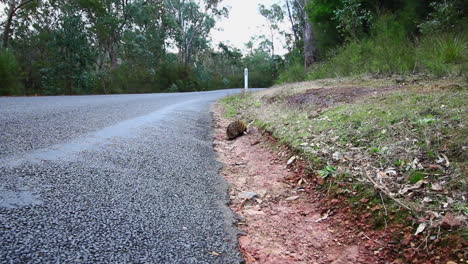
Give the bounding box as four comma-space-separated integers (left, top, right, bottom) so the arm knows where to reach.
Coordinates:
0, 90, 245, 263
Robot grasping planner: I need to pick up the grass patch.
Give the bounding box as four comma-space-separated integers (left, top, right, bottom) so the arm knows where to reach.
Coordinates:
408, 171, 425, 184
304, 17, 467, 81
219, 92, 259, 119
307, 88, 467, 164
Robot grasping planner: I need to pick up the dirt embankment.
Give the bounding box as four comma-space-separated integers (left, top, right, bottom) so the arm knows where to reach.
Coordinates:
213, 104, 391, 264
213, 76, 467, 264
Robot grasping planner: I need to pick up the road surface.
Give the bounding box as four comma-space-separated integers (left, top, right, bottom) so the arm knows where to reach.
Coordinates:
0, 90, 244, 263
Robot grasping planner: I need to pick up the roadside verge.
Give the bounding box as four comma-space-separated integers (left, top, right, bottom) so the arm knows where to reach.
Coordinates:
213, 103, 386, 264
213, 76, 467, 264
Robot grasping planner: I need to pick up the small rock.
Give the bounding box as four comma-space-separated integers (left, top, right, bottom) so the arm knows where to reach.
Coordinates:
248, 127, 259, 135
422, 197, 433, 203
436, 156, 445, 164
446, 261, 457, 264
238, 191, 258, 200
385, 169, 397, 176
244, 209, 265, 216
440, 213, 461, 229
431, 182, 443, 191
285, 195, 300, 201
332, 151, 342, 161
257, 190, 268, 198
250, 140, 260, 146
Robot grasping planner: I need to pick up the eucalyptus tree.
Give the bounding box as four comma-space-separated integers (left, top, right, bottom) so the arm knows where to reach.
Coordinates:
303, 0, 316, 69
164, 0, 227, 73
47, 4, 95, 95
78, 0, 134, 70
258, 3, 284, 57
284, 0, 306, 50
1, 0, 41, 48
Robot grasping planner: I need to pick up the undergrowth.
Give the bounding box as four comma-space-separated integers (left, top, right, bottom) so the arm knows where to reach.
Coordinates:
278, 17, 468, 84
308, 31, 467, 81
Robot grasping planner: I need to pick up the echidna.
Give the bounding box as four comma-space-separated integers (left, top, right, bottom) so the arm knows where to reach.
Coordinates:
226, 120, 247, 140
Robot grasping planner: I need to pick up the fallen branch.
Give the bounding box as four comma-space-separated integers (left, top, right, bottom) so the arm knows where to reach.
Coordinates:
364, 171, 415, 213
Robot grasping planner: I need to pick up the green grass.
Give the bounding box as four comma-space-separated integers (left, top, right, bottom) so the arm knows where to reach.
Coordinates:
307, 30, 467, 80
276, 62, 307, 84
220, 80, 467, 231
318, 166, 337, 178
219, 92, 256, 118
408, 171, 425, 184
308, 89, 467, 160
222, 86, 468, 169
416, 32, 468, 78
275, 16, 468, 84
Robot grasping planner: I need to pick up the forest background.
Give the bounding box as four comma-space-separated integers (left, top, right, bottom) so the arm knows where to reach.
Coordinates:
0, 0, 466, 96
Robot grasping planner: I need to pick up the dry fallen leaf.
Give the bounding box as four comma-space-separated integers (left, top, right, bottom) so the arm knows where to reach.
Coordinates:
315, 210, 330, 223
441, 154, 450, 167
399, 180, 428, 195
285, 195, 300, 201
415, 222, 427, 235
211, 251, 220, 256
287, 156, 297, 165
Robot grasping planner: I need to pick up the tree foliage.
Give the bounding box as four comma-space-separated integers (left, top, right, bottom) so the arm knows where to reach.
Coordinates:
0, 0, 278, 95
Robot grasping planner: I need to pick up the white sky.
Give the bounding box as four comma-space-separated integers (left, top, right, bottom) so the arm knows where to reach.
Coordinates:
211, 0, 290, 55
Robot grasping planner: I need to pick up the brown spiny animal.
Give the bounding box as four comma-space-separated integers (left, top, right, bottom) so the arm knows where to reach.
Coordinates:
226, 120, 247, 140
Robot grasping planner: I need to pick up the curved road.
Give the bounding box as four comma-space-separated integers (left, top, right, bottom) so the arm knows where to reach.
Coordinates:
0, 90, 244, 263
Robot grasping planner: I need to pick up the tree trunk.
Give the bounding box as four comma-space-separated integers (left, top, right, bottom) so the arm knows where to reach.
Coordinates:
270, 28, 275, 57
2, 1, 16, 49
184, 41, 191, 80
66, 73, 72, 95
97, 41, 105, 71
303, 0, 316, 70
286, 0, 299, 44
2, 0, 37, 49
108, 37, 118, 70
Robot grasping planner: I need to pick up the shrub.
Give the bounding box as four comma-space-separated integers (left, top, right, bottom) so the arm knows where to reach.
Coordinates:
416, 31, 468, 77
306, 14, 468, 80
418, 0, 466, 34
0, 49, 23, 96
276, 62, 306, 84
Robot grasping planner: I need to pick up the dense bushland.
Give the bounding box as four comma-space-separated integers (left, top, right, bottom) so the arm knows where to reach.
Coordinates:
278, 0, 467, 83
0, 0, 280, 96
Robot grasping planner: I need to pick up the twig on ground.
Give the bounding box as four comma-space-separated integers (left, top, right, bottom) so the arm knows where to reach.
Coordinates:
365, 171, 414, 213
360, 231, 385, 246
237, 198, 248, 211
416, 232, 431, 250
379, 192, 388, 229
327, 178, 333, 196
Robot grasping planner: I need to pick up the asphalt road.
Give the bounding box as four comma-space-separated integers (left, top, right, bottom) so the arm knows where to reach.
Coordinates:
0, 90, 244, 263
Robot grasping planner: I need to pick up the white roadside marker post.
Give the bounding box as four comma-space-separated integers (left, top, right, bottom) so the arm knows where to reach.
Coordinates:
244, 68, 249, 92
